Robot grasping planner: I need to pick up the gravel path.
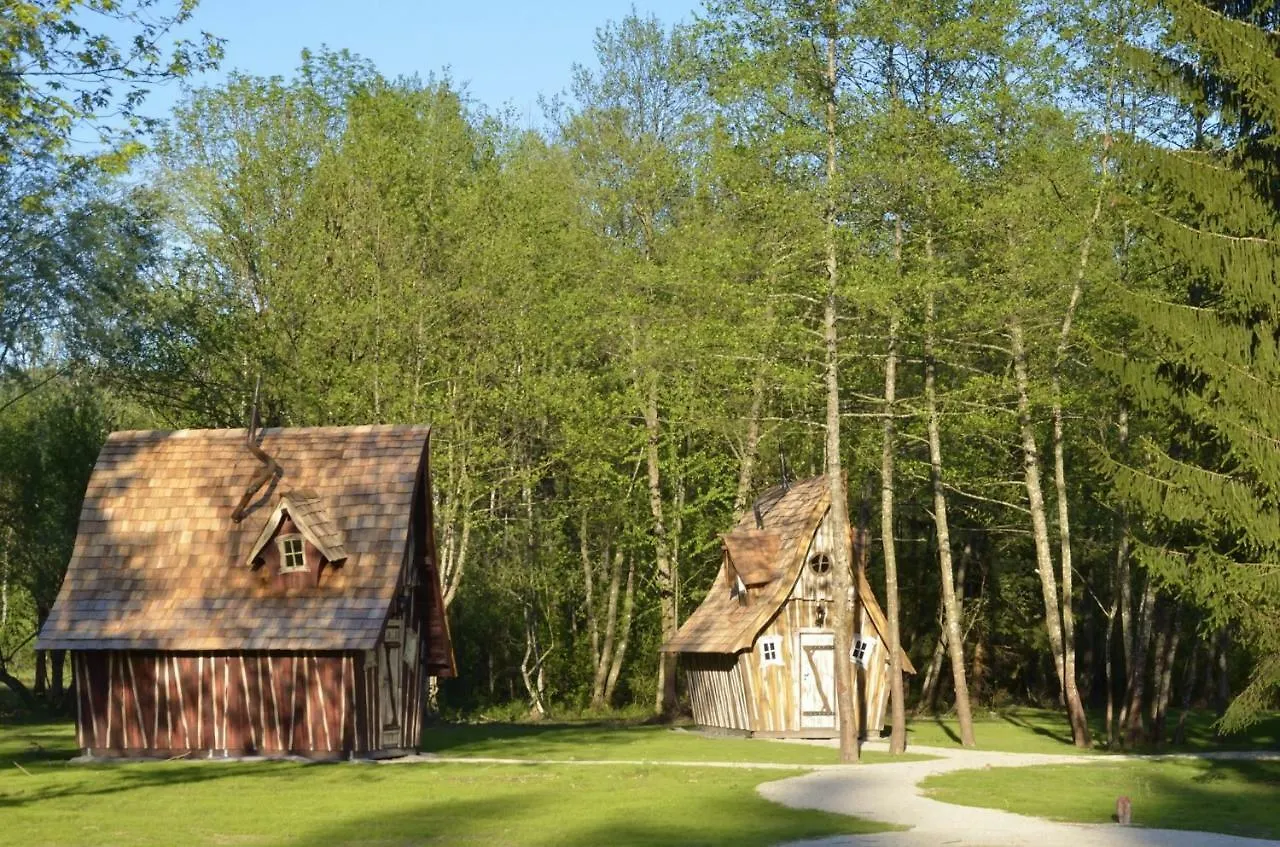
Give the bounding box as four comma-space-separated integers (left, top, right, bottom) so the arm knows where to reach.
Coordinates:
761, 744, 1280, 847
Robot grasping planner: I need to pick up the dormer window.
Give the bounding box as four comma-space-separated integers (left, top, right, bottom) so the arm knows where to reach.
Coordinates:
278, 534, 307, 573
244, 490, 348, 572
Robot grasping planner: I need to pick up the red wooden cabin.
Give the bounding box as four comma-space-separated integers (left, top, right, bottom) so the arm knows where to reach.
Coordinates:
37, 425, 455, 759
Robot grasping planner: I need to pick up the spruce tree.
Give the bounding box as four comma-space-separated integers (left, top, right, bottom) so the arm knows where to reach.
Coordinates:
1110, 0, 1280, 729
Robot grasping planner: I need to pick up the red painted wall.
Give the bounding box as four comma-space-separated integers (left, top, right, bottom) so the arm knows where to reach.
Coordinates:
74, 651, 366, 757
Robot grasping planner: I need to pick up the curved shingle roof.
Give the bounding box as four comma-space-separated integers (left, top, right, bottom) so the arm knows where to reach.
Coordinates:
37, 425, 429, 652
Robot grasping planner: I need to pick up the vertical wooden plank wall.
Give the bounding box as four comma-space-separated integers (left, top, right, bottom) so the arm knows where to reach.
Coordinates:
76, 651, 360, 757
683, 654, 751, 731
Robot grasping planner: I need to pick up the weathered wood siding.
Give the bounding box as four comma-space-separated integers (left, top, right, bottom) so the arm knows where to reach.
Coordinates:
683, 653, 751, 731
793, 509, 838, 602
74, 650, 365, 757
741, 600, 819, 732
734, 599, 891, 736
854, 606, 892, 734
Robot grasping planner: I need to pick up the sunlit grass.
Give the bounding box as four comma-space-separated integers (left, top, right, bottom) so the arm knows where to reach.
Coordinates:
420, 721, 934, 764
902, 707, 1280, 755
922, 758, 1280, 840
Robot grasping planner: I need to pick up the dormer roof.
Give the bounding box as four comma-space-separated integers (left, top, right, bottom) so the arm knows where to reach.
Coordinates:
724, 529, 782, 585
245, 488, 348, 567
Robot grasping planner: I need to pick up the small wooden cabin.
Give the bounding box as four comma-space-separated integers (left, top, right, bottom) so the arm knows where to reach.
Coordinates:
663, 476, 915, 737
36, 424, 455, 759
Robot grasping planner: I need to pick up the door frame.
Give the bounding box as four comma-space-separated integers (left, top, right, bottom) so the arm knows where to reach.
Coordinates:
796, 628, 836, 730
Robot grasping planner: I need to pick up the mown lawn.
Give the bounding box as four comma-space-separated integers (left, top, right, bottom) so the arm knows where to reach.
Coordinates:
420, 720, 933, 764
0, 717, 901, 847
921, 757, 1280, 841
0, 758, 895, 847
902, 707, 1280, 755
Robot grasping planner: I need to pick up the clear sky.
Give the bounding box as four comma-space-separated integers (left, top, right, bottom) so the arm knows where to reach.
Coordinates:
152, 1, 701, 121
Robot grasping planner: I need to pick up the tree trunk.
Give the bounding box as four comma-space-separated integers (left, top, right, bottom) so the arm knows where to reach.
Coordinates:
881, 310, 907, 754
603, 556, 637, 704
1147, 602, 1168, 739
1010, 318, 1090, 747
918, 631, 946, 713
520, 604, 549, 718
51, 650, 65, 705
1173, 639, 1199, 746
644, 378, 678, 717
34, 649, 47, 698
0, 665, 35, 708
1151, 605, 1181, 745
1052, 377, 1089, 748
1124, 578, 1158, 745
581, 512, 601, 685
1215, 628, 1230, 717
438, 422, 472, 611
821, 2, 859, 764
733, 364, 767, 515
924, 289, 975, 746
591, 548, 626, 709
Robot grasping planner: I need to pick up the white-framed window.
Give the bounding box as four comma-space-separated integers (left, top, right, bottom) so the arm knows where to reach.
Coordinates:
851, 635, 879, 668
277, 534, 308, 573
759, 635, 783, 667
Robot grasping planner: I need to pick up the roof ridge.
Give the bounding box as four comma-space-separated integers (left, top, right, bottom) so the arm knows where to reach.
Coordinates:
108, 423, 431, 441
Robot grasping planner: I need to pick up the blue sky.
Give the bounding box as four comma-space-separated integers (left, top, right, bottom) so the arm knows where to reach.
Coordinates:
150, 1, 701, 122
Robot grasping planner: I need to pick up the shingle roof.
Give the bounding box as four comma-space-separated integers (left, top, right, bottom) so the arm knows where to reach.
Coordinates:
663, 475, 917, 674
37, 425, 429, 652
724, 529, 782, 585
244, 488, 349, 566
663, 476, 829, 654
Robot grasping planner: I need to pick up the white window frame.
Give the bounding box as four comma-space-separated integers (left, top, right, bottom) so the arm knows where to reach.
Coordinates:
277, 533, 308, 573
850, 634, 879, 668
759, 635, 783, 668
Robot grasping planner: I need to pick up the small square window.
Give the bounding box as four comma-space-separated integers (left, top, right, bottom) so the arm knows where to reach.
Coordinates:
851, 635, 879, 668
759, 636, 783, 667
278, 534, 307, 573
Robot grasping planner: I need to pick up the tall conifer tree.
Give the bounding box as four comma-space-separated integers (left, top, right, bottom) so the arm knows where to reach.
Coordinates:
1110, 0, 1280, 728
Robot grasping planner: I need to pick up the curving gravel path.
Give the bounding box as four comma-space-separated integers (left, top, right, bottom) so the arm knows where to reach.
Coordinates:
760, 744, 1280, 847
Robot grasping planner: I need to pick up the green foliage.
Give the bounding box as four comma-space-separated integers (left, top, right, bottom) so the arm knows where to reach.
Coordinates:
1110, 0, 1280, 730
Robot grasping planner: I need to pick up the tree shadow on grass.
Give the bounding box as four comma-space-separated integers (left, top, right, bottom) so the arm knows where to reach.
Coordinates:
1128, 758, 1280, 840
996, 709, 1075, 746
0, 760, 309, 811
419, 720, 679, 758
280, 767, 881, 847
930, 716, 962, 745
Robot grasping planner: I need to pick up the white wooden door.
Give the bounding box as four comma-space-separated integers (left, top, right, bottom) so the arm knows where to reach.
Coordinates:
798, 631, 836, 729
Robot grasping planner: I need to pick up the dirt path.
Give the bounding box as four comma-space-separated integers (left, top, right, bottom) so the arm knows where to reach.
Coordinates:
761, 744, 1280, 847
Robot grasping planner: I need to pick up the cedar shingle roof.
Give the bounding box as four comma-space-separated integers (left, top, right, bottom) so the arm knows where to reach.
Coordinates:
663, 475, 917, 674
663, 476, 829, 654
37, 425, 429, 652
244, 488, 349, 566
724, 530, 782, 585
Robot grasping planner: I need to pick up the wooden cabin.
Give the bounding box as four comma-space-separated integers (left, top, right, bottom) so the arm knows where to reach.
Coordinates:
663, 476, 915, 738
36, 425, 455, 759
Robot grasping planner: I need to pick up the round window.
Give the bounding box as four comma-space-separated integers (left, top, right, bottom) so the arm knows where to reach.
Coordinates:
808, 553, 832, 574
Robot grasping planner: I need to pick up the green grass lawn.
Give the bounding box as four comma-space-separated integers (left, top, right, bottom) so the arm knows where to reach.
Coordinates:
0, 758, 899, 847
0, 716, 905, 847
921, 758, 1280, 841
902, 707, 1280, 755
420, 720, 933, 764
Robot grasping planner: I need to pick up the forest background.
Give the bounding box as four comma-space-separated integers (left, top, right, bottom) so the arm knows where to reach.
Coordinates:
2, 0, 1278, 751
